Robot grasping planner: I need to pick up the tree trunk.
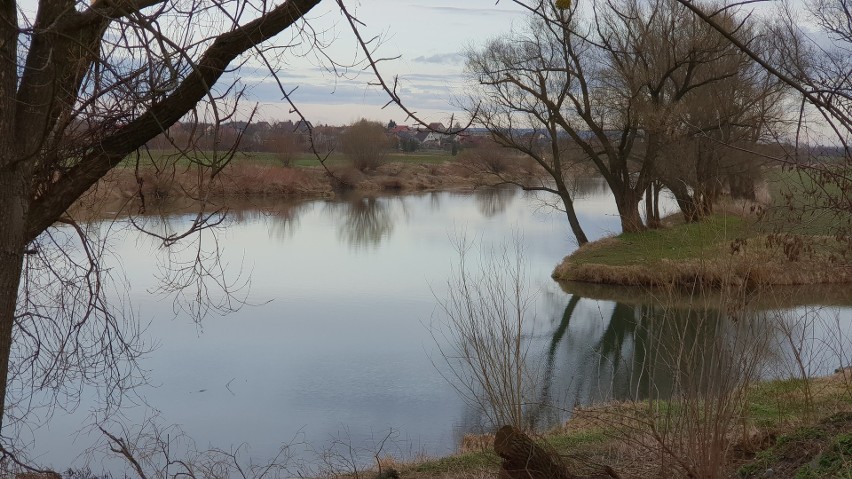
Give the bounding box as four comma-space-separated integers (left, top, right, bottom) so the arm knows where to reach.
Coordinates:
559, 192, 589, 246
662, 179, 702, 223
653, 182, 661, 225
0, 163, 31, 433
728, 173, 756, 200
615, 191, 644, 233
645, 182, 661, 229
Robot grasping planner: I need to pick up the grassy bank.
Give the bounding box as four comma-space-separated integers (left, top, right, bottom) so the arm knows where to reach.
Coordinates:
553, 214, 852, 287
553, 171, 852, 287
346, 371, 852, 479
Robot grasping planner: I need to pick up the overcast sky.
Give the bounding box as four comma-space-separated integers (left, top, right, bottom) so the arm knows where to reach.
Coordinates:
242, 1, 529, 126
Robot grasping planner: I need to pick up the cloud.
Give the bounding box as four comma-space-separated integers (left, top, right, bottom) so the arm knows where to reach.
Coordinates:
412, 52, 463, 65
409, 5, 521, 16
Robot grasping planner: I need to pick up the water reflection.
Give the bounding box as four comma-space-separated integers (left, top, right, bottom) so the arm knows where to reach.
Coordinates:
474, 186, 517, 217
222, 201, 308, 240
524, 292, 780, 430
325, 195, 397, 248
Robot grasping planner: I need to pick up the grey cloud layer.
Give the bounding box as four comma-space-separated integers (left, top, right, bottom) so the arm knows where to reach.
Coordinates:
409, 5, 520, 16
412, 52, 463, 65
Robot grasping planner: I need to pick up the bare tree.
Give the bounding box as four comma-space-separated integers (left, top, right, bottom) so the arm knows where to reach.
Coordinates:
464, 27, 591, 244
673, 0, 852, 243
675, 0, 852, 146
654, 16, 788, 220
466, 0, 782, 231
272, 131, 304, 168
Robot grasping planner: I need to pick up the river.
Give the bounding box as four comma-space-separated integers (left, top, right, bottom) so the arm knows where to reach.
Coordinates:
16, 181, 852, 475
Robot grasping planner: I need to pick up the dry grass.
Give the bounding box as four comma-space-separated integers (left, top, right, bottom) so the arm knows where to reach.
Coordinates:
77, 161, 521, 213
216, 163, 330, 196
459, 434, 494, 454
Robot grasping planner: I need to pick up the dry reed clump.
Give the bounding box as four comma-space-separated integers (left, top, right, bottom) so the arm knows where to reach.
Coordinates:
93, 167, 183, 200
460, 433, 495, 453
215, 163, 329, 196
328, 165, 367, 191
364, 163, 487, 193
88, 163, 333, 201
455, 147, 515, 175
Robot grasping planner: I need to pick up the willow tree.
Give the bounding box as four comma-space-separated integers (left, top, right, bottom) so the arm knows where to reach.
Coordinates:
467, 0, 775, 232
675, 0, 852, 236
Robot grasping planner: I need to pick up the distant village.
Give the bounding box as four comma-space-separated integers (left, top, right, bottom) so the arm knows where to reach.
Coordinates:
143, 118, 844, 166
145, 119, 498, 155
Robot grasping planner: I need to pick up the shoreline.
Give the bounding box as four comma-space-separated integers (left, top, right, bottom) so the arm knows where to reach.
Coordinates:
71, 160, 541, 219
115, 158, 543, 199
336, 371, 852, 479
556, 279, 852, 309
551, 214, 852, 289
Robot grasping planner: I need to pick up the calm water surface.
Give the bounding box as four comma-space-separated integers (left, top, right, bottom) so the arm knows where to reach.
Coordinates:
24, 182, 852, 473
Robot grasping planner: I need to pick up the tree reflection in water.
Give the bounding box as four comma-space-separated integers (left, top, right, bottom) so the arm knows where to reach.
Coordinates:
474, 186, 517, 217
326, 195, 397, 248
525, 293, 775, 431
263, 202, 306, 240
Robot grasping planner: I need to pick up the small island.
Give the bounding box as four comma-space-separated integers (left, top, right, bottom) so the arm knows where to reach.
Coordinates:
553, 169, 852, 289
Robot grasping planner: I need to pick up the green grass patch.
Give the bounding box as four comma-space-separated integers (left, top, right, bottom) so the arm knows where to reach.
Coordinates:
761, 168, 852, 236
545, 429, 609, 450
738, 416, 852, 479
748, 378, 816, 427
795, 433, 852, 479
120, 150, 348, 168
569, 215, 747, 267
562, 169, 849, 274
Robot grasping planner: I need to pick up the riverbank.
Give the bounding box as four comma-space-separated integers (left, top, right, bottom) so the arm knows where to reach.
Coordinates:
553, 168, 852, 288
97, 160, 505, 199
70, 154, 544, 220
552, 213, 852, 287
351, 371, 852, 479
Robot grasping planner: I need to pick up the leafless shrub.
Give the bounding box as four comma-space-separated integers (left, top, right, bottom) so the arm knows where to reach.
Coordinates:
329, 165, 367, 191
456, 143, 515, 175
272, 132, 303, 168
432, 234, 541, 432
771, 305, 852, 415
93, 419, 306, 479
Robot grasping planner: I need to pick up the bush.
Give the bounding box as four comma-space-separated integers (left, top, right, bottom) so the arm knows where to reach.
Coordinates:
456, 142, 513, 174
272, 131, 302, 167
341, 119, 390, 172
